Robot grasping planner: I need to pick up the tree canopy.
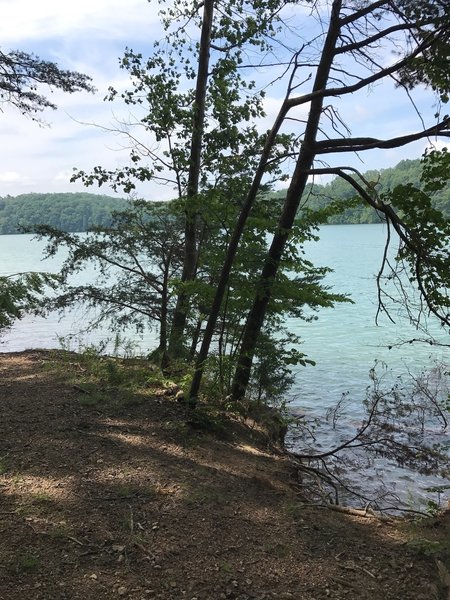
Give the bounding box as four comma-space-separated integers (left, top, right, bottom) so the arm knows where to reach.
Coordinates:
2, 158, 450, 235
0, 47, 94, 332
30, 0, 450, 406
0, 193, 130, 234
0, 49, 94, 121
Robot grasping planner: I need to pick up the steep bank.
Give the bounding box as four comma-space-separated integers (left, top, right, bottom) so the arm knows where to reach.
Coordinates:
0, 350, 448, 599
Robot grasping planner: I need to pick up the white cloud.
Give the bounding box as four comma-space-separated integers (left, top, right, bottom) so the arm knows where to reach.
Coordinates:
424, 140, 450, 153
0, 171, 21, 183
0, 0, 448, 203
1, 0, 160, 45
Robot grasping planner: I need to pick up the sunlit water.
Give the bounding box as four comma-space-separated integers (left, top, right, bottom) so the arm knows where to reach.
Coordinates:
1, 226, 448, 510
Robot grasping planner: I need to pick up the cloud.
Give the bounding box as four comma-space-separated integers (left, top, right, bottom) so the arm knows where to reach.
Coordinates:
424, 140, 450, 153
2, 0, 160, 46
0, 171, 21, 183
0, 1, 448, 204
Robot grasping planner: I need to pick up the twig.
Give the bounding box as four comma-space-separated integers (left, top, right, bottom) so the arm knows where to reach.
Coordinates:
129, 505, 134, 532
73, 384, 91, 395
90, 495, 139, 501
66, 536, 84, 546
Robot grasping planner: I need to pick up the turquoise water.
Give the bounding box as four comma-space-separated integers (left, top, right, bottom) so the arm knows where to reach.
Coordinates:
289, 224, 447, 413
1, 226, 448, 508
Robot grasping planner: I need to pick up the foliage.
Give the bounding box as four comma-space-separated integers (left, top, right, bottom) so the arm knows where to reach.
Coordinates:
1, 158, 448, 235
227, 0, 450, 401
0, 49, 94, 121
0, 45, 94, 332
0, 272, 60, 331
374, 150, 450, 329
32, 0, 450, 409
33, 191, 345, 404
273, 158, 450, 225
34, 200, 185, 357
0, 193, 130, 234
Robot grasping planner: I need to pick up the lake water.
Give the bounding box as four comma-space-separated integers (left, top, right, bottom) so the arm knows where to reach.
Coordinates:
1, 225, 449, 510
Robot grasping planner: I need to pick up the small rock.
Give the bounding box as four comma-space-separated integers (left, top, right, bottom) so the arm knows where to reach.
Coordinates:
89, 574, 98, 580
118, 586, 128, 596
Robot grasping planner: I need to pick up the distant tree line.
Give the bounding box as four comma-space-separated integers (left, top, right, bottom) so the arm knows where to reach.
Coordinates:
274, 158, 450, 224
2, 159, 449, 234
0, 193, 129, 234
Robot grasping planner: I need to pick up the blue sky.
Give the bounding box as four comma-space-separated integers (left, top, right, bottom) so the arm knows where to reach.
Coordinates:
0, 0, 448, 200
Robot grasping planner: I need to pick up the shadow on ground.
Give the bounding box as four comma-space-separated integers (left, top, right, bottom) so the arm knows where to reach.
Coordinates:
0, 350, 447, 600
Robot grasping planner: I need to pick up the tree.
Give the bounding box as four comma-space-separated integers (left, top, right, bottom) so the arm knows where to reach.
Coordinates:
34, 201, 184, 364
0, 49, 94, 121
72, 0, 292, 361
192, 0, 450, 401
0, 272, 60, 331
0, 49, 94, 333
67, 0, 450, 406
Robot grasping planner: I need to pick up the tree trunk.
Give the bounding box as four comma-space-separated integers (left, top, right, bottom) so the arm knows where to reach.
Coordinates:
231, 0, 343, 401
188, 103, 290, 400
168, 0, 214, 358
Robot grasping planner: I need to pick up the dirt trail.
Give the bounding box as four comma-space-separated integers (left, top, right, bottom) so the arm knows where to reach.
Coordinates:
0, 350, 447, 599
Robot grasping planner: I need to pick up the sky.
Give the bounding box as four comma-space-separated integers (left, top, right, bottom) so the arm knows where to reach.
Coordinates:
0, 0, 448, 201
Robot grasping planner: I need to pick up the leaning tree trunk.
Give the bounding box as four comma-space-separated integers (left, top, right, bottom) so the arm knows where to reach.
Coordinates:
168, 0, 214, 359
188, 104, 290, 400
230, 0, 342, 401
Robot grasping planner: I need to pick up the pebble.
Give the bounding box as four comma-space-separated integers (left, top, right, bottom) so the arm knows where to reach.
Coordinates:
118, 586, 128, 596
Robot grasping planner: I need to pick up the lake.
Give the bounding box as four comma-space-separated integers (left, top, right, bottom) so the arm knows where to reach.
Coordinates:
1, 225, 448, 509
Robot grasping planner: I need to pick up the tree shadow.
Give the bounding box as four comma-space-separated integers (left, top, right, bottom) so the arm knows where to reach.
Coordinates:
0, 350, 446, 600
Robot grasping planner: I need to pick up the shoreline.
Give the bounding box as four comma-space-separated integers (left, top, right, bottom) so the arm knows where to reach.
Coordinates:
0, 349, 448, 599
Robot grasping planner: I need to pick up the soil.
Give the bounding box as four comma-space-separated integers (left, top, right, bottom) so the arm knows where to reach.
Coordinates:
0, 350, 448, 600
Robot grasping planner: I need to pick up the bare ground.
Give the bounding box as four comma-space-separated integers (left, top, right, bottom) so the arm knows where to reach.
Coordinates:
0, 350, 449, 600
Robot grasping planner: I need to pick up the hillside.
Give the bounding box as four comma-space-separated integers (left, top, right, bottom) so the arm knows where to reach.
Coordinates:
272, 158, 450, 224
1, 158, 449, 234
0, 193, 130, 234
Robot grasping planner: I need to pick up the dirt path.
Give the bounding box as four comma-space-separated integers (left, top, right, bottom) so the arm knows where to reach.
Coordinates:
0, 350, 447, 599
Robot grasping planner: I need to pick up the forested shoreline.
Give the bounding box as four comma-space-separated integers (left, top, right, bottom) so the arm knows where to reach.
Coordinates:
278, 157, 450, 223
0, 192, 129, 234
2, 158, 449, 234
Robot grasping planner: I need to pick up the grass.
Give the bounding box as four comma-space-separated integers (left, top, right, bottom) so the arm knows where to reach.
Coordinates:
30, 491, 53, 505
184, 485, 228, 507
219, 561, 234, 574
14, 552, 40, 574
47, 348, 172, 411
